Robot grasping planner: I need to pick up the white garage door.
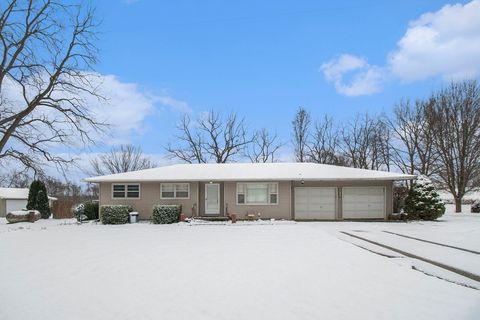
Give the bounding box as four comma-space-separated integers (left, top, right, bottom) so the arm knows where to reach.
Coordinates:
294, 187, 336, 220
342, 187, 385, 219
6, 199, 27, 214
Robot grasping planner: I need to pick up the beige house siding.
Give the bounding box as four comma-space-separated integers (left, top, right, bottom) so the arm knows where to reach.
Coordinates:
99, 180, 394, 221
291, 180, 393, 220
0, 199, 5, 217
99, 182, 199, 220
224, 181, 292, 220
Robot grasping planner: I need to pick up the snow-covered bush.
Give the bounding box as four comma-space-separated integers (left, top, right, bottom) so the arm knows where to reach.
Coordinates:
100, 205, 132, 225
72, 201, 99, 221
152, 205, 181, 224
471, 200, 480, 213
404, 176, 445, 220
83, 201, 99, 220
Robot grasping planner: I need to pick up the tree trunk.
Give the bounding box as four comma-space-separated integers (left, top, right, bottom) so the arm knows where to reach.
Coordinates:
454, 198, 462, 213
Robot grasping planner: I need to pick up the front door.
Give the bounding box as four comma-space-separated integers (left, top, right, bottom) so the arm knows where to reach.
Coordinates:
205, 183, 220, 214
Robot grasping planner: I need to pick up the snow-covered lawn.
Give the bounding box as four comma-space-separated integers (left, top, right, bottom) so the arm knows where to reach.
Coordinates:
0, 214, 479, 320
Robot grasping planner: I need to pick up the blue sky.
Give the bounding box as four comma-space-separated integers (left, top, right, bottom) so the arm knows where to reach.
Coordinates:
72, 0, 479, 167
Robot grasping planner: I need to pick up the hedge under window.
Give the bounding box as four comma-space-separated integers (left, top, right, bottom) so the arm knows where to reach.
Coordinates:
161, 183, 190, 199
112, 184, 140, 199
237, 183, 278, 205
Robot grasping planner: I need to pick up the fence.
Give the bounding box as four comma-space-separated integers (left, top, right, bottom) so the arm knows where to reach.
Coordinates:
51, 199, 77, 219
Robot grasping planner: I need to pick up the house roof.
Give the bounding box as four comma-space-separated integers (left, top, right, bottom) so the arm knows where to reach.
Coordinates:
84, 162, 416, 183
0, 188, 57, 201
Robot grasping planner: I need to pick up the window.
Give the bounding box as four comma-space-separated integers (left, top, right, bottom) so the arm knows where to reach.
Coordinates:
112, 184, 140, 199
237, 183, 278, 205
161, 183, 190, 199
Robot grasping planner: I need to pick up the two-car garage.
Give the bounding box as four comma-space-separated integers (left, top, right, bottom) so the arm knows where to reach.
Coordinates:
294, 186, 386, 220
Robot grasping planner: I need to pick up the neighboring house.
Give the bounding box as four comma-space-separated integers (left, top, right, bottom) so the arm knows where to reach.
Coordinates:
0, 188, 58, 217
85, 162, 415, 221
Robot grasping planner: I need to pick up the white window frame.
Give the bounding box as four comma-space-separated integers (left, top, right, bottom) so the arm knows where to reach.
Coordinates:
111, 183, 141, 199
161, 183, 190, 199
236, 182, 279, 205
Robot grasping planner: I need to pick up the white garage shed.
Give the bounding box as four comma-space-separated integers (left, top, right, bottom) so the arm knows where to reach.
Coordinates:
0, 188, 57, 217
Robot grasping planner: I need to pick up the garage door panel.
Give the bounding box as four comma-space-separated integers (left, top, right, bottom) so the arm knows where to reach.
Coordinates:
295, 187, 336, 220
342, 187, 385, 219
6, 199, 27, 214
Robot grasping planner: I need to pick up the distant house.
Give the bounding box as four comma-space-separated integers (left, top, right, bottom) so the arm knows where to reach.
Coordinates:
84, 162, 415, 221
0, 188, 57, 217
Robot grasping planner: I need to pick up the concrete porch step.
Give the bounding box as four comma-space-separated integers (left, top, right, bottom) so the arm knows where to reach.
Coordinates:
194, 216, 230, 222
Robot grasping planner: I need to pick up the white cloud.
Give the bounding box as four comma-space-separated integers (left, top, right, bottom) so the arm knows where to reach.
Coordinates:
321, 0, 480, 95
388, 0, 480, 82
320, 54, 385, 96
2, 73, 190, 146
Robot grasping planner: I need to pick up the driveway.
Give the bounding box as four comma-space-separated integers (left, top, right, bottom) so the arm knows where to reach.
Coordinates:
0, 216, 479, 320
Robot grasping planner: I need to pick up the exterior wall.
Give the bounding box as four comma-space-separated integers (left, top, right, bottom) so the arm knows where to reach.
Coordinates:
99, 182, 199, 220
224, 181, 292, 220
98, 180, 394, 221
0, 199, 5, 217
291, 180, 393, 220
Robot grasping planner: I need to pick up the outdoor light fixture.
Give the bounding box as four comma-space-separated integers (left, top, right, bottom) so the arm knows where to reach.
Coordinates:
209, 180, 213, 184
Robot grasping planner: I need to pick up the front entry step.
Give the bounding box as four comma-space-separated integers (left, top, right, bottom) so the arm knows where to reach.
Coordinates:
194, 216, 230, 222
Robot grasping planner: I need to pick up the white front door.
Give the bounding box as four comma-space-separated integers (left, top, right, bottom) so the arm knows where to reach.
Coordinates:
205, 183, 220, 214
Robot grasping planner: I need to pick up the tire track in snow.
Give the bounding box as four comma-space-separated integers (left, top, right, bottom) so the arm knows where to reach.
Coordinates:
340, 231, 480, 283
382, 230, 480, 255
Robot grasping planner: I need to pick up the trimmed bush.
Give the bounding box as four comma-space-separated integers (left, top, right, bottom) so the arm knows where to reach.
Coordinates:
84, 201, 99, 220
152, 205, 181, 224
100, 205, 132, 225
404, 175, 445, 220
72, 201, 99, 221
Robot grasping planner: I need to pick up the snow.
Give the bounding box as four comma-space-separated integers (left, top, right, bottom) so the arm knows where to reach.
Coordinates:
0, 187, 57, 200
7, 210, 33, 216
0, 215, 479, 320
84, 162, 415, 183
0, 187, 30, 199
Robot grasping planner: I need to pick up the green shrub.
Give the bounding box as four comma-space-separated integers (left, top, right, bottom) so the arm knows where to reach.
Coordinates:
36, 190, 51, 219
27, 180, 50, 218
84, 201, 99, 220
100, 205, 132, 225
405, 175, 445, 220
152, 205, 181, 224
73, 201, 99, 221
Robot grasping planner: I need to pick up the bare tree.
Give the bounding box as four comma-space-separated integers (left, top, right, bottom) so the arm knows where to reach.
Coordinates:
292, 107, 311, 162
386, 99, 438, 176
247, 128, 283, 163
165, 114, 206, 163
89, 144, 156, 175
0, 1, 103, 173
307, 115, 342, 165
166, 111, 252, 163
426, 80, 480, 213
341, 113, 388, 170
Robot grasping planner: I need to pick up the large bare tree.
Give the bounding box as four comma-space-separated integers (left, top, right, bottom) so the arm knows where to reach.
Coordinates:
166, 111, 251, 163
247, 128, 283, 163
0, 0, 103, 173
89, 144, 156, 176
386, 99, 437, 176
292, 106, 311, 162
307, 115, 343, 165
340, 113, 389, 170
426, 80, 480, 212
